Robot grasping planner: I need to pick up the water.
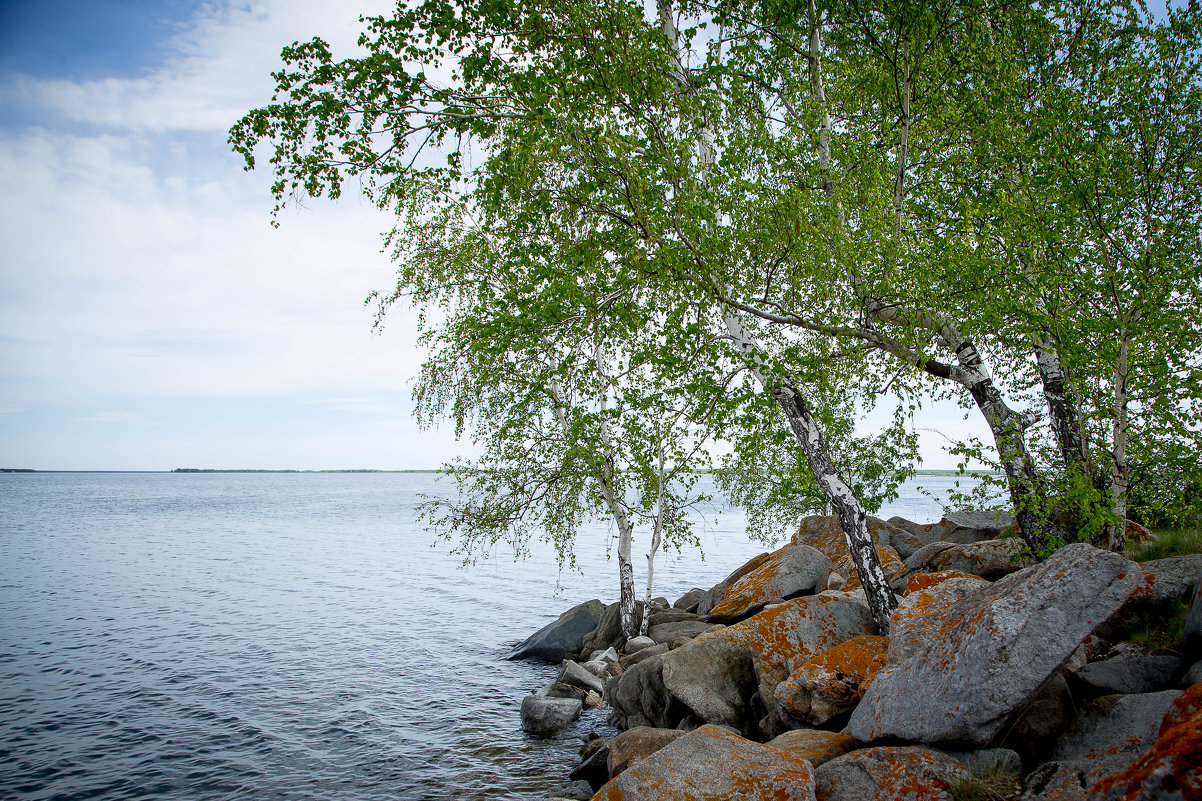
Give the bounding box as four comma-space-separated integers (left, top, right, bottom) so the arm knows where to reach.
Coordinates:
0, 471, 971, 800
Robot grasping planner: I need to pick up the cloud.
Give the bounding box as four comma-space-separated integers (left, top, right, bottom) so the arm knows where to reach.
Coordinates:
2, 0, 394, 133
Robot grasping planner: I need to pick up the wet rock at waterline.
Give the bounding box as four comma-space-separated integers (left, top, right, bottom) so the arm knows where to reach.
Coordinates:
520, 694, 582, 737
507, 599, 604, 663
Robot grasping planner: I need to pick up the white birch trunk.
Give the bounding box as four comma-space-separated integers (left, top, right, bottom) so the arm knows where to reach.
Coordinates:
724, 316, 897, 633
1110, 332, 1131, 551
1035, 337, 1090, 478
640, 440, 666, 637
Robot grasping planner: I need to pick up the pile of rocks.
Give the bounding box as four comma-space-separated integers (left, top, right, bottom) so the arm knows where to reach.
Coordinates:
508, 513, 1202, 801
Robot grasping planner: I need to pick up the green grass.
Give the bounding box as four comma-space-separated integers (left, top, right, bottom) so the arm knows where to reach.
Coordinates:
949, 763, 1021, 801
1124, 525, 1202, 562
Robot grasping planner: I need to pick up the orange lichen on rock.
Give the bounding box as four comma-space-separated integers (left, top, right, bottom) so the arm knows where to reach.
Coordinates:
708, 543, 831, 622
1090, 683, 1202, 800
590, 724, 817, 800
904, 570, 985, 595
767, 729, 860, 767
814, 746, 968, 801
812, 635, 890, 685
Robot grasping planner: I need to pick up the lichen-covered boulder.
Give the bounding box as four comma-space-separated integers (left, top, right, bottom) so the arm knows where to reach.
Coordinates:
591, 725, 817, 801
848, 544, 1141, 746
1185, 573, 1202, 660
903, 569, 986, 596
661, 594, 876, 734
520, 694, 581, 737
904, 538, 1032, 582
606, 726, 686, 777
767, 729, 861, 767
708, 544, 832, 623
813, 746, 969, 801
791, 515, 906, 588
696, 552, 772, 616
1090, 696, 1202, 800
774, 635, 889, 726
507, 599, 604, 662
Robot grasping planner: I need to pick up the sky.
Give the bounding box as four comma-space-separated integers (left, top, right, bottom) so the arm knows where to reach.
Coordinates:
0, 0, 991, 471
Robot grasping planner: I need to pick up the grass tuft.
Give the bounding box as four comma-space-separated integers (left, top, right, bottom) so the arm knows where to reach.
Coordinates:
1125, 526, 1202, 562
950, 763, 1021, 801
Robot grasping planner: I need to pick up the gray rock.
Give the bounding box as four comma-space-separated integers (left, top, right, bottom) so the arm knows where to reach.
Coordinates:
623, 636, 657, 655
902, 541, 957, 573
569, 743, 610, 790
937, 747, 1022, 775
521, 694, 582, 737
1185, 570, 1202, 660
647, 607, 700, 627
1003, 672, 1076, 768
673, 587, 706, 612
1053, 690, 1182, 763
659, 632, 757, 733
1071, 654, 1184, 697
647, 619, 719, 644
1181, 659, 1202, 687
558, 660, 606, 696
508, 599, 605, 662
1020, 759, 1124, 801
814, 746, 968, 801
619, 642, 668, 670
606, 652, 674, 730
545, 780, 595, 800
848, 543, 1141, 746
1100, 554, 1202, 641
886, 516, 954, 559
942, 509, 1016, 541
589, 724, 816, 800
695, 552, 772, 616
544, 682, 588, 702
578, 601, 644, 656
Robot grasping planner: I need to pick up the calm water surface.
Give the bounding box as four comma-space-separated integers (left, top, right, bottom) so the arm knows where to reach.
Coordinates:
0, 472, 970, 800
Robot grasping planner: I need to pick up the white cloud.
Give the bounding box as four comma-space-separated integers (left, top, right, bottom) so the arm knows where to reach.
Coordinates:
2, 0, 395, 133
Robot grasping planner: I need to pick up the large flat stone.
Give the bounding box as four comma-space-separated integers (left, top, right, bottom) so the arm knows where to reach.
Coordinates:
848, 544, 1141, 746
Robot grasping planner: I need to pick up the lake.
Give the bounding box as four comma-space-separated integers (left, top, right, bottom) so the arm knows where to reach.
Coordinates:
0, 471, 978, 800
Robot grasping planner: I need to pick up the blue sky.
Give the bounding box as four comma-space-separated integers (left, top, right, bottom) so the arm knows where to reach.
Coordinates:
0, 0, 991, 471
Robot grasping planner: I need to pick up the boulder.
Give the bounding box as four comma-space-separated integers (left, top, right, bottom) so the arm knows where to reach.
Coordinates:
521, 694, 582, 737
619, 642, 668, 670
813, 746, 969, 801
507, 599, 604, 662
708, 544, 832, 623
1089, 690, 1202, 800
886, 516, 953, 559
774, 635, 889, 726
766, 729, 860, 767
696, 552, 773, 616
1003, 673, 1076, 768
1182, 659, 1202, 688
848, 544, 1141, 746
1020, 761, 1103, 801
606, 652, 674, 730
791, 515, 907, 589
661, 594, 876, 735
647, 607, 700, 627
591, 724, 817, 801
557, 660, 606, 696
1185, 572, 1202, 660
546, 781, 594, 801
902, 569, 987, 596
570, 743, 610, 790
673, 587, 706, 612
606, 726, 687, 776
648, 619, 719, 645
1099, 554, 1202, 640
623, 636, 657, 655
544, 682, 589, 702
1053, 690, 1182, 764
941, 509, 1016, 542
902, 538, 1032, 582
1159, 681, 1202, 736
578, 601, 645, 657
1070, 654, 1185, 698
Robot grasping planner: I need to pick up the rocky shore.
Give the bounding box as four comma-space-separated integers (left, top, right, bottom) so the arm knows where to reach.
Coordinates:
507, 513, 1202, 801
